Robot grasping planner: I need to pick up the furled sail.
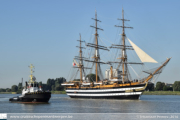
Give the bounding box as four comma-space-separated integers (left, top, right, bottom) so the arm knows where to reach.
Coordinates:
127, 38, 158, 63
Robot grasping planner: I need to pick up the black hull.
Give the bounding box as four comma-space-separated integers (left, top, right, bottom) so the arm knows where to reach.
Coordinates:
66, 83, 145, 100
70, 95, 140, 99
9, 92, 51, 103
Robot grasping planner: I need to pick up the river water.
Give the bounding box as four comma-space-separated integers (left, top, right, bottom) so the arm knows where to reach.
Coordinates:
0, 94, 180, 120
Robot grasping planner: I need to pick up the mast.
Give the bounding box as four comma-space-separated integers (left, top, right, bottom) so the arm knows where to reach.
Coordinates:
22, 78, 23, 87
122, 8, 126, 83
142, 58, 171, 83
75, 34, 89, 83
29, 64, 35, 82
109, 8, 133, 83
79, 34, 83, 83
109, 8, 169, 84
117, 8, 133, 83
85, 10, 109, 83
95, 10, 99, 83
91, 10, 103, 83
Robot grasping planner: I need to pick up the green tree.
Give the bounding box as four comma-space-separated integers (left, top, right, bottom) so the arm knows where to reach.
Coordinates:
155, 82, 165, 91
39, 81, 42, 87
167, 86, 173, 91
47, 79, 52, 86
18, 83, 22, 90
163, 86, 168, 91
55, 82, 62, 91
55, 77, 66, 84
17, 89, 22, 94
11, 85, 18, 92
37, 77, 66, 91
51, 79, 55, 86
42, 84, 47, 91
0, 89, 6, 92
54, 77, 66, 91
85, 73, 100, 82
47, 78, 58, 91
145, 82, 154, 91
47, 85, 51, 91
173, 81, 180, 91
6, 88, 11, 92
55, 84, 64, 91
51, 85, 55, 91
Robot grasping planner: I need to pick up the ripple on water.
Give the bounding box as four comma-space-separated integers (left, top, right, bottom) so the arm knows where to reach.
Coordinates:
1, 94, 180, 113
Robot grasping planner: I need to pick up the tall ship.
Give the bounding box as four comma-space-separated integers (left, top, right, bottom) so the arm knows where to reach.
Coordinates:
61, 9, 171, 99
9, 64, 51, 102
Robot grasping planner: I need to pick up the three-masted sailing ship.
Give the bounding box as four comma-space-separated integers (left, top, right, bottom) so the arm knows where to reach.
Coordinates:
61, 9, 171, 99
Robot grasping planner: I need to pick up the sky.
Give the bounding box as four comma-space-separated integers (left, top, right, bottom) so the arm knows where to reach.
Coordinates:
0, 0, 180, 88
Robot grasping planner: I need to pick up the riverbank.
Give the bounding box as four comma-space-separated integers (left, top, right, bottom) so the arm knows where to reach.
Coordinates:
51, 91, 66, 94
0, 92, 15, 94
0, 91, 66, 94
142, 91, 180, 95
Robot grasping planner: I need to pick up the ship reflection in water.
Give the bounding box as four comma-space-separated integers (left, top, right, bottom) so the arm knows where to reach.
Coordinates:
20, 102, 50, 113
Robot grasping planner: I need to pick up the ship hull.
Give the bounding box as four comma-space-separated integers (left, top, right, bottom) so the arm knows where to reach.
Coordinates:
9, 92, 51, 103
69, 95, 140, 99
65, 84, 145, 100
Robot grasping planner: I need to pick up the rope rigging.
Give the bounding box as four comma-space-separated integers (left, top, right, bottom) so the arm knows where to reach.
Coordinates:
65, 9, 171, 85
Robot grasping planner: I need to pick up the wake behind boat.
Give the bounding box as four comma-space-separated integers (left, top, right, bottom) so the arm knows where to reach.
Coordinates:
61, 9, 171, 99
9, 64, 51, 103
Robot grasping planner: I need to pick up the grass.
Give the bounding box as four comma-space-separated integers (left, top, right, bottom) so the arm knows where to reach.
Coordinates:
51, 91, 66, 94
143, 91, 180, 95
0, 92, 14, 94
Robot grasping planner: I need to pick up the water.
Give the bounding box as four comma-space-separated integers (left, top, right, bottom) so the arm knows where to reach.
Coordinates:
0, 94, 180, 113
0, 94, 180, 120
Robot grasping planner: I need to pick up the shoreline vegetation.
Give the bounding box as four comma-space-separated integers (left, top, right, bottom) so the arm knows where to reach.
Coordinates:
51, 91, 66, 94
0, 91, 67, 94
142, 91, 180, 95
1, 81, 180, 95
2, 91, 180, 95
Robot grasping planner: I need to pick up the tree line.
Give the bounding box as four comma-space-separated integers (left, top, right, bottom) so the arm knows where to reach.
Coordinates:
2, 79, 180, 92
146, 81, 173, 91
41, 77, 66, 91
0, 77, 66, 93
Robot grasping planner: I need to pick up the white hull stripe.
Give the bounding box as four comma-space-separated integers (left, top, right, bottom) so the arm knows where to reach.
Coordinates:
66, 87, 144, 92
61, 84, 74, 86
67, 92, 142, 96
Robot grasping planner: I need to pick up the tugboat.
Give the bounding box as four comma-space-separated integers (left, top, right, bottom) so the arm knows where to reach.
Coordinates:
9, 64, 51, 103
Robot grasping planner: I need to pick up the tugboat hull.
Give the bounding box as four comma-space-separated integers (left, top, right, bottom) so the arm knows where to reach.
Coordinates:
9, 92, 51, 103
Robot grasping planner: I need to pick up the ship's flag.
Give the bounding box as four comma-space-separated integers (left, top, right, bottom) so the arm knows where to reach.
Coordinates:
72, 60, 76, 66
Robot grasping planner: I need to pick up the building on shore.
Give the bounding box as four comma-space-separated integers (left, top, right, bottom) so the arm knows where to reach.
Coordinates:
165, 83, 173, 87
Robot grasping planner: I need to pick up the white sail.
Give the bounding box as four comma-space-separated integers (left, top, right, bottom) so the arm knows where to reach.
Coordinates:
127, 38, 158, 63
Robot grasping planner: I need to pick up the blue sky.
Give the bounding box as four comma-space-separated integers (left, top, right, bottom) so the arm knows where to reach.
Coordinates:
0, 0, 180, 88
